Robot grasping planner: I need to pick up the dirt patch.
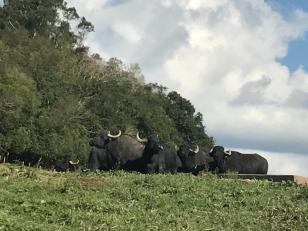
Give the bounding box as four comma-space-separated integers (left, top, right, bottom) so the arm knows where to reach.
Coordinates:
76, 176, 109, 189
240, 179, 257, 183
219, 174, 308, 186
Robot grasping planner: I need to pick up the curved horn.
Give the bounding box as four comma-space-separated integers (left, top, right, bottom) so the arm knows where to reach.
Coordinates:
194, 145, 199, 153
189, 145, 199, 154
224, 149, 232, 156
136, 132, 148, 143
107, 130, 121, 138
69, 159, 79, 165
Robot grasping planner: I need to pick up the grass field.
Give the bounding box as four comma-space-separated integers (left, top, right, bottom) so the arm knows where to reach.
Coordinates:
0, 164, 307, 230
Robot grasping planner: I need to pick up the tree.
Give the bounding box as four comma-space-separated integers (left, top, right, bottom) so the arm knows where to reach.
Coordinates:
0, 0, 92, 44
0, 66, 40, 153
165, 91, 214, 150
0, 0, 214, 167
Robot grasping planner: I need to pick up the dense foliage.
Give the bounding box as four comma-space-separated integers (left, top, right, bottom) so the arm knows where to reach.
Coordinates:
0, 0, 213, 166
0, 164, 307, 230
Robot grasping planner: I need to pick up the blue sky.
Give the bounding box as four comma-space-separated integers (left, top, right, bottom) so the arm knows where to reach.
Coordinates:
267, 0, 308, 72
267, 0, 308, 14
279, 31, 308, 72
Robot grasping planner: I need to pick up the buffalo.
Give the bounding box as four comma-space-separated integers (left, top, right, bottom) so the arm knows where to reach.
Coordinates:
136, 133, 182, 174
89, 131, 182, 174
88, 130, 145, 171
177, 144, 215, 175
54, 160, 80, 172
209, 146, 268, 174
88, 147, 111, 171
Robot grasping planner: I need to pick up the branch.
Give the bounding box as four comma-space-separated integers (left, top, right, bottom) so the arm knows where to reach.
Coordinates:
8, 20, 16, 30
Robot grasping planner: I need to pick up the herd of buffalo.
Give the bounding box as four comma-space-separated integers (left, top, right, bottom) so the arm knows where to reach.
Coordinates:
56, 130, 269, 175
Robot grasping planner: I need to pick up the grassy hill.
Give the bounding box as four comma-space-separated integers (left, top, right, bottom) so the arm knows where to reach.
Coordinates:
0, 164, 307, 230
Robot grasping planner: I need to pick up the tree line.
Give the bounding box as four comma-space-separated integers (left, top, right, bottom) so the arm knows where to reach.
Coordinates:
0, 0, 214, 167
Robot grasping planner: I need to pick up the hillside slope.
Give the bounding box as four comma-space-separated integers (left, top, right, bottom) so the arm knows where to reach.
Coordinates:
0, 164, 307, 230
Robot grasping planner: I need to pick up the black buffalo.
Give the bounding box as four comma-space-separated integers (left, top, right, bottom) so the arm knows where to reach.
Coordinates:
88, 130, 145, 171
136, 134, 182, 174
88, 131, 186, 174
54, 160, 80, 172
209, 146, 268, 174
88, 146, 111, 171
177, 144, 215, 175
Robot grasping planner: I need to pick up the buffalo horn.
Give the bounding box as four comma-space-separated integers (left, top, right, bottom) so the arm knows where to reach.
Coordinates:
69, 159, 79, 165
107, 130, 122, 138
224, 150, 232, 156
136, 132, 148, 143
189, 145, 199, 154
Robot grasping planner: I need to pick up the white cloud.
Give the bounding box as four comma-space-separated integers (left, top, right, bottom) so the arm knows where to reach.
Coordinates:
112, 21, 143, 43
67, 0, 308, 173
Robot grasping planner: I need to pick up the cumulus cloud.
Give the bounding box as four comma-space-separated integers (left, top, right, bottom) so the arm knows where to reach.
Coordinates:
67, 0, 308, 173
230, 75, 273, 106
285, 89, 308, 108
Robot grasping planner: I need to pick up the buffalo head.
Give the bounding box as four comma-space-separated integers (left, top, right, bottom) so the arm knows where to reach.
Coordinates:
148, 134, 164, 152
177, 144, 199, 171
209, 146, 232, 173
89, 130, 122, 148
137, 132, 163, 152
55, 159, 79, 172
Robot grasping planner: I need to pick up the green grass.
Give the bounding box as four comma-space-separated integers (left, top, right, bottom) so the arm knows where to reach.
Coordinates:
0, 164, 307, 230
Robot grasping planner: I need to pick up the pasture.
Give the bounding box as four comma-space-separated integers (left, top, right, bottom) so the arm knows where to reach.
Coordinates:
0, 164, 307, 230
